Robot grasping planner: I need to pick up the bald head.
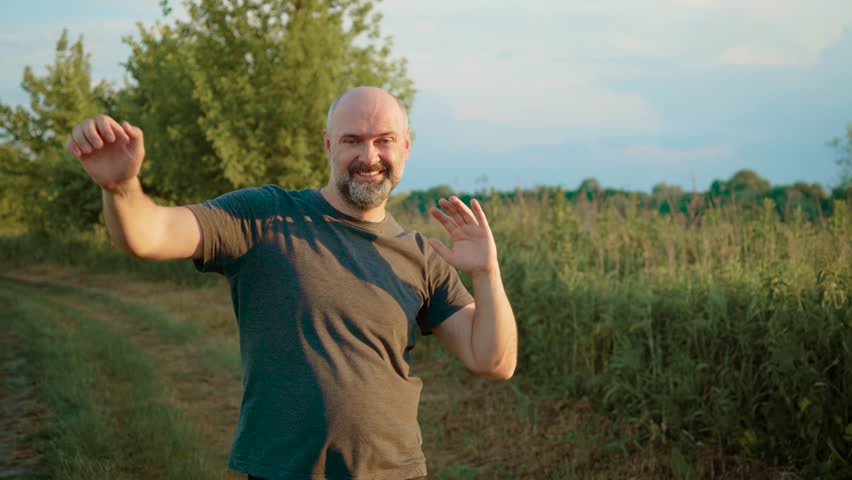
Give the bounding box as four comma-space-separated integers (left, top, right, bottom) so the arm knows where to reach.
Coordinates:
325, 86, 408, 137
322, 86, 411, 215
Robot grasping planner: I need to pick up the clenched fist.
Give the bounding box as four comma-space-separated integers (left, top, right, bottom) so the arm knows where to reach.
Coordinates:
66, 115, 145, 191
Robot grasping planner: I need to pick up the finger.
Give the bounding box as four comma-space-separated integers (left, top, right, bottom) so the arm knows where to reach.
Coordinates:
427, 238, 453, 262
438, 197, 467, 226
96, 115, 115, 143
72, 125, 93, 154
110, 118, 130, 143
450, 196, 478, 225
65, 137, 82, 158
122, 120, 143, 141
81, 118, 104, 150
471, 198, 490, 228
430, 206, 462, 236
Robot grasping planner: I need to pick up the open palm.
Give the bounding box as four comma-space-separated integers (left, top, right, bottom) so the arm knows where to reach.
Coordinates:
428, 196, 499, 275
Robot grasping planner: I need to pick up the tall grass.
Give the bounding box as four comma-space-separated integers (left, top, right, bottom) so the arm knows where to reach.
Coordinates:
398, 192, 851, 475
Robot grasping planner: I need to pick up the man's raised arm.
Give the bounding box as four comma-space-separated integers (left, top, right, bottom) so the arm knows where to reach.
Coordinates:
67, 115, 201, 261
428, 196, 518, 380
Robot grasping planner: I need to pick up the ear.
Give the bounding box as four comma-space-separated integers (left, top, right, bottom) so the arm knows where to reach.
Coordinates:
404, 127, 412, 153
323, 129, 331, 156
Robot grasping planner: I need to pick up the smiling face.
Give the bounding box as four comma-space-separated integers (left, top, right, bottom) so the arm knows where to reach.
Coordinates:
323, 87, 411, 213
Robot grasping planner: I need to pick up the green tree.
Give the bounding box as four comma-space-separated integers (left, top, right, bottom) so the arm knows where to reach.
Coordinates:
577, 178, 601, 201
118, 22, 226, 204
120, 0, 415, 204
0, 142, 38, 230
0, 30, 107, 233
728, 169, 770, 194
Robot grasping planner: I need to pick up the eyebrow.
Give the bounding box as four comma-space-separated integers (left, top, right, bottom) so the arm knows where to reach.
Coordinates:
339, 131, 397, 139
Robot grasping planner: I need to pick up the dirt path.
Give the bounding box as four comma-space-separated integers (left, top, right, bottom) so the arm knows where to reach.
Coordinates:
0, 324, 47, 479
3, 267, 243, 479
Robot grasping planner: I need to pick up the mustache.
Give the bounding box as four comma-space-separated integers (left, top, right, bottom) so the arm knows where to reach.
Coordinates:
348, 162, 390, 175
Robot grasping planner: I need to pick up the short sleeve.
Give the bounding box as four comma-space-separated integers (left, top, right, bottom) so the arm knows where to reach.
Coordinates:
416, 249, 474, 335
186, 185, 279, 275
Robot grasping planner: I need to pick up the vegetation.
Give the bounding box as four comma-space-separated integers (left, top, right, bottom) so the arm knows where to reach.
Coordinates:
0, 0, 413, 232
0, 30, 106, 232
2, 192, 850, 478
1, 1, 851, 478
393, 170, 845, 225
400, 192, 851, 477
0, 275, 227, 479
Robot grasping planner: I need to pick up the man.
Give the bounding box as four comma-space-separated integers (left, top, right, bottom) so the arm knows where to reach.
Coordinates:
66, 86, 517, 480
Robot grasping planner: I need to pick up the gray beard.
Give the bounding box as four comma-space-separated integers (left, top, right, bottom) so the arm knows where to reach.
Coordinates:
335, 169, 397, 210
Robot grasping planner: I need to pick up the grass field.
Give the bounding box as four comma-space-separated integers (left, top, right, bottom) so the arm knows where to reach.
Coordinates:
1, 193, 850, 478
0, 265, 668, 479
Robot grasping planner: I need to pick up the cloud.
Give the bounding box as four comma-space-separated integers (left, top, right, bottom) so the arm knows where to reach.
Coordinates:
714, 45, 809, 67
668, 0, 852, 68
623, 144, 734, 164
379, 0, 851, 151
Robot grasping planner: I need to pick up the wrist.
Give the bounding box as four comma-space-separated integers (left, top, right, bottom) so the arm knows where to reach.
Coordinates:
470, 263, 501, 282
101, 176, 141, 197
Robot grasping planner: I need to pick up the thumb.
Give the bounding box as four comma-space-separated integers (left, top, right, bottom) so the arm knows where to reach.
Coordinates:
427, 238, 453, 262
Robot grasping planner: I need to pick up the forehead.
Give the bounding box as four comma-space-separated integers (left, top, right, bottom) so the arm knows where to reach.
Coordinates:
330, 92, 406, 137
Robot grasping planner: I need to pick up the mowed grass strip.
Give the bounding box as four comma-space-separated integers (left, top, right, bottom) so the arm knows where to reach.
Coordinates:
2, 272, 243, 477
0, 279, 220, 479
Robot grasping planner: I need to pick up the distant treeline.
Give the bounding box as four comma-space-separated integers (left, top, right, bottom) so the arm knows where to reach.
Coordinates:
393, 168, 851, 223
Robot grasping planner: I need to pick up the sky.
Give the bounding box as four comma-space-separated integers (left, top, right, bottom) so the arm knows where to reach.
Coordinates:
1, 0, 851, 193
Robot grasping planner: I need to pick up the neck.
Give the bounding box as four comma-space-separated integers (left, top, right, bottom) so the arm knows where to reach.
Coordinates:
319, 186, 387, 222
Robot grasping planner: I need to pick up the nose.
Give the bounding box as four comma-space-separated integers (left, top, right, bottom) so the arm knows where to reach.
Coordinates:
360, 140, 380, 165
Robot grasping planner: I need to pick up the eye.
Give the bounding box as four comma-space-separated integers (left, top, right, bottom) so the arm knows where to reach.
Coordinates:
378, 137, 395, 144
341, 138, 358, 145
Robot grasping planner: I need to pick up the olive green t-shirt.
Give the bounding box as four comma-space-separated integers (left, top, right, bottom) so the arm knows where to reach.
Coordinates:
188, 186, 473, 480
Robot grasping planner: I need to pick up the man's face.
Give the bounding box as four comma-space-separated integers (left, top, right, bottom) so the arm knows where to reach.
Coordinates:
324, 91, 411, 211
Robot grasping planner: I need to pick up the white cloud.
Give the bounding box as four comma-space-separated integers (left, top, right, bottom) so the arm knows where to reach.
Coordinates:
666, 0, 852, 67
377, 0, 852, 148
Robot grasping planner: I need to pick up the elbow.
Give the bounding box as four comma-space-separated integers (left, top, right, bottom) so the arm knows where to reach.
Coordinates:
118, 232, 166, 260
493, 361, 516, 381
486, 368, 514, 381
122, 241, 155, 260
473, 356, 516, 381
105, 230, 148, 259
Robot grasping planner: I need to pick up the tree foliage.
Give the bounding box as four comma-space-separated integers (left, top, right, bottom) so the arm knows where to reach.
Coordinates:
119, 0, 415, 204
1, 0, 415, 232
118, 22, 226, 204
0, 30, 107, 232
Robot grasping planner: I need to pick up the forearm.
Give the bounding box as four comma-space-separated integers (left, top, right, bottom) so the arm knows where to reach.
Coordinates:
470, 267, 518, 379
102, 177, 164, 257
